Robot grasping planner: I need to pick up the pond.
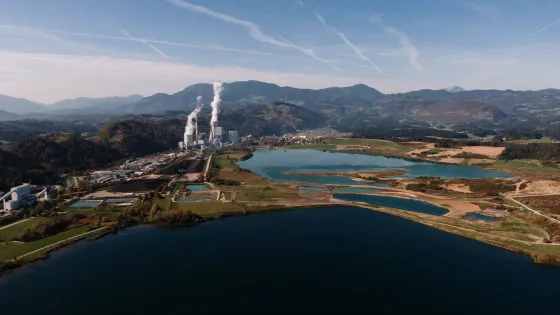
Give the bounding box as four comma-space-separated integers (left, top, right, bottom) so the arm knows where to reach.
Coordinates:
103, 198, 137, 204
1, 206, 559, 314
186, 185, 209, 191
334, 193, 449, 216
237, 149, 513, 185
464, 212, 501, 223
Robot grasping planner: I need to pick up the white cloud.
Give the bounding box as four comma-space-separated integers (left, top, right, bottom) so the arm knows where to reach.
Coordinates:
297, 0, 304, 8
312, 11, 382, 73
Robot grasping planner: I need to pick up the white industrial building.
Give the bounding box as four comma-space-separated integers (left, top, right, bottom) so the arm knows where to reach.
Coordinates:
1, 184, 38, 211
228, 130, 239, 143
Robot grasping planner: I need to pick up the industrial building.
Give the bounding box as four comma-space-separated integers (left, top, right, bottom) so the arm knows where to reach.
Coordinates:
1, 184, 38, 211
228, 130, 239, 143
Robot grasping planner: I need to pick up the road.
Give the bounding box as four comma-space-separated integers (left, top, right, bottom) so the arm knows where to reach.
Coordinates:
0, 218, 31, 231
507, 197, 560, 225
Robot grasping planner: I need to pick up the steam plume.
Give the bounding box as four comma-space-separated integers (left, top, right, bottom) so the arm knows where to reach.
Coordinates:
185, 96, 203, 136
210, 82, 223, 124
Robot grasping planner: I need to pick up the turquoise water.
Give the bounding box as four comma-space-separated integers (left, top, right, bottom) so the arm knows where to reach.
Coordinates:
237, 149, 513, 185
334, 193, 449, 216
2, 207, 560, 314
69, 200, 102, 208
186, 185, 208, 191
464, 212, 501, 223
103, 198, 136, 204
332, 187, 380, 193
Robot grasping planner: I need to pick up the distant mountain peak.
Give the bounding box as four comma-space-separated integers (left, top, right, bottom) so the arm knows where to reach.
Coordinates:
443, 86, 466, 93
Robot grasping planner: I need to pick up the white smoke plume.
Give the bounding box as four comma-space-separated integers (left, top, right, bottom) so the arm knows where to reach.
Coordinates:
185, 95, 203, 136
210, 82, 223, 124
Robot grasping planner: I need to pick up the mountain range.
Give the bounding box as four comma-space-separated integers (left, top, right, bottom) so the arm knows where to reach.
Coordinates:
0, 94, 143, 116
1, 81, 560, 134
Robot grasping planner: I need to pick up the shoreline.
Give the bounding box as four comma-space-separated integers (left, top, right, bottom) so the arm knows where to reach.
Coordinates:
2, 198, 559, 278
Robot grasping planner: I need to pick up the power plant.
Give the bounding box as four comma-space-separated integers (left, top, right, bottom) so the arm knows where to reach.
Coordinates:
179, 82, 238, 150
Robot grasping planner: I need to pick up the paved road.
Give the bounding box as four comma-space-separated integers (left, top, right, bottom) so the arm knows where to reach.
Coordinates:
507, 197, 560, 224
0, 218, 30, 231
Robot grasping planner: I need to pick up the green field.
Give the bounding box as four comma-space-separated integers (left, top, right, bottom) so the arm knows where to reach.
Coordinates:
327, 138, 412, 154
0, 218, 46, 241
0, 224, 97, 262
215, 157, 238, 170
524, 137, 553, 144
494, 160, 560, 173
171, 201, 243, 214
425, 148, 443, 154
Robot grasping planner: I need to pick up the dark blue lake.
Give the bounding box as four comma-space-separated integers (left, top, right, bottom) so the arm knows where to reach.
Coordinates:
464, 212, 501, 223
237, 149, 513, 185
1, 206, 559, 314
334, 193, 450, 216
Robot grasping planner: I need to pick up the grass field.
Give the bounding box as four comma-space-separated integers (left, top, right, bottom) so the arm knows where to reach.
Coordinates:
425, 148, 443, 154
171, 201, 243, 214
494, 160, 560, 173
215, 157, 238, 171
524, 137, 553, 144
327, 138, 412, 155
0, 224, 96, 262
0, 218, 46, 241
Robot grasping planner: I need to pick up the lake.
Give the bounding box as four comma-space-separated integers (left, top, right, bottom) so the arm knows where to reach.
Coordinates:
1, 206, 559, 314
334, 193, 449, 216
237, 149, 513, 185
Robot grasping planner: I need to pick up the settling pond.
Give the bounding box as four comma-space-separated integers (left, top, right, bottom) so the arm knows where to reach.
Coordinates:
1, 206, 559, 314
237, 149, 513, 185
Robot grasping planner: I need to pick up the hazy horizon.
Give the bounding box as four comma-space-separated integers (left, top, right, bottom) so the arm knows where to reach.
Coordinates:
1, 0, 559, 103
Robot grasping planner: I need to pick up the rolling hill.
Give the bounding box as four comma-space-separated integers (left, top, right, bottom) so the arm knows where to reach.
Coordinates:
0, 95, 46, 114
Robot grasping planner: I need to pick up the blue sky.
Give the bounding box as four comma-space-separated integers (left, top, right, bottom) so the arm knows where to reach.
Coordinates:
0, 0, 559, 102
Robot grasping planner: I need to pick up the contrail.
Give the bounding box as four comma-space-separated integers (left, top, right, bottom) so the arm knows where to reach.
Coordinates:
532, 18, 560, 36
312, 11, 382, 73
166, 0, 340, 71
276, 34, 343, 72
0, 24, 369, 68
370, 16, 422, 73
383, 27, 422, 73
167, 0, 288, 47
120, 29, 170, 59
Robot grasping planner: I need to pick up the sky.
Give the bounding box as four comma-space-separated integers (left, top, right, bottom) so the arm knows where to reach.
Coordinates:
0, 0, 559, 103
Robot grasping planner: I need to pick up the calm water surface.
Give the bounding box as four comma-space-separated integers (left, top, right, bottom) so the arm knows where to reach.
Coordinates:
1, 206, 559, 314
334, 193, 449, 216
237, 149, 513, 184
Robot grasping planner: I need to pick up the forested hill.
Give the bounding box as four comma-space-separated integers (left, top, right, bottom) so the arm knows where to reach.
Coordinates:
0, 149, 57, 191
500, 143, 560, 163
10, 135, 123, 173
